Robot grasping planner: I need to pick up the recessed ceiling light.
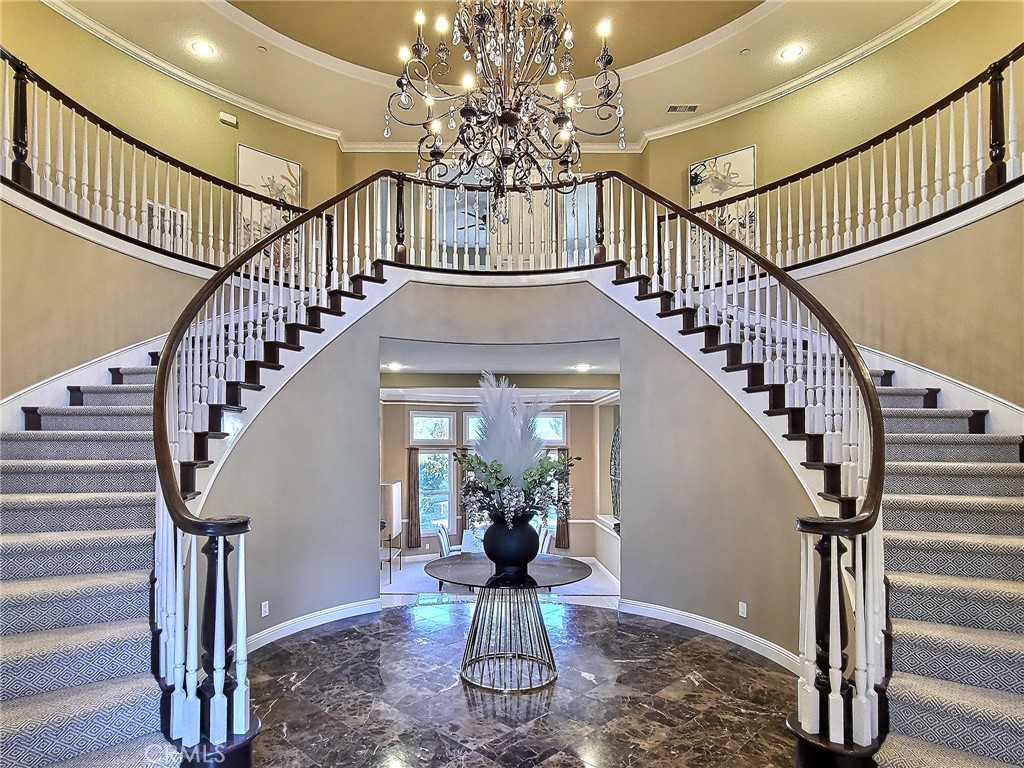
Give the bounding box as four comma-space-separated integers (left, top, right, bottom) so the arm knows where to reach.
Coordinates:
780, 44, 804, 61
191, 41, 216, 58
571, 363, 595, 372
383, 362, 406, 371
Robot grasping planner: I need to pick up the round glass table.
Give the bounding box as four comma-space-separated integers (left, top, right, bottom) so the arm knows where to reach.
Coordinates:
424, 553, 592, 693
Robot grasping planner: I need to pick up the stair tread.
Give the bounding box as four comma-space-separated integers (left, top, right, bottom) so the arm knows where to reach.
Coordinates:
875, 733, 1018, 768
888, 571, 1024, 600
885, 461, 1024, 476
876, 387, 936, 396
0, 673, 160, 733
70, 385, 154, 393
0, 431, 153, 442
883, 494, 1024, 511
27, 406, 152, 414
886, 433, 1022, 445
0, 618, 150, 662
892, 618, 1024, 657
888, 671, 1024, 725
882, 408, 982, 417
109, 367, 156, 375
0, 528, 154, 552
0, 570, 150, 605
0, 459, 156, 471
885, 530, 1024, 554
0, 491, 155, 507
44, 733, 181, 767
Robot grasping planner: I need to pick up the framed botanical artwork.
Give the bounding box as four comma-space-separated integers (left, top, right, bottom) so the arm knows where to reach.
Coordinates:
688, 145, 755, 208
236, 144, 302, 251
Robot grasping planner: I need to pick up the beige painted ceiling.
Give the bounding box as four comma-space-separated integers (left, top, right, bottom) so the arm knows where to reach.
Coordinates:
62, 0, 939, 147
228, 1, 762, 79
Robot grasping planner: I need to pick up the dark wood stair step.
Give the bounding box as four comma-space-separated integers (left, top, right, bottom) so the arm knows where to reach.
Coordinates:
636, 290, 674, 312
307, 305, 345, 327
263, 340, 303, 365
285, 322, 325, 346
244, 360, 284, 386
351, 273, 387, 294
679, 325, 720, 347
192, 431, 228, 462
723, 362, 764, 387
766, 406, 806, 435
701, 343, 743, 366
148, 352, 160, 366
818, 492, 859, 519
612, 275, 652, 297
179, 459, 214, 496
744, 383, 785, 409
225, 381, 264, 407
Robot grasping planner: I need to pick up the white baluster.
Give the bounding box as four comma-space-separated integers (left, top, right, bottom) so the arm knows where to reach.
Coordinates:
114, 138, 126, 232
807, 176, 817, 261
798, 534, 820, 734
962, 92, 975, 202
170, 528, 187, 738
851, 534, 871, 746
893, 133, 904, 230
868, 149, 878, 240
182, 534, 201, 747
233, 534, 250, 735
880, 141, 891, 236
91, 123, 101, 222
947, 104, 960, 209
55, 103, 65, 207
831, 168, 841, 253
42, 95, 53, 200
103, 132, 113, 228
785, 186, 794, 265
1, 63, 9, 176
855, 154, 865, 244
918, 119, 931, 221
819, 170, 828, 257
775, 187, 784, 262
78, 117, 89, 217
843, 159, 853, 249
29, 83, 39, 190
906, 126, 918, 226
932, 109, 945, 214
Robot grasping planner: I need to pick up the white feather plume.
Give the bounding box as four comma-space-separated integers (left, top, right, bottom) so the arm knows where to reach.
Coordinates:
474, 372, 547, 487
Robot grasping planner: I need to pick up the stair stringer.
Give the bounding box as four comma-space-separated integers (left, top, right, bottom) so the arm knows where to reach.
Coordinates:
583, 273, 833, 519
184, 276, 399, 519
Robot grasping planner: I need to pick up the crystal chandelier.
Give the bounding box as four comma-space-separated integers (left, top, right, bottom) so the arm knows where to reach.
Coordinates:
384, 1, 625, 208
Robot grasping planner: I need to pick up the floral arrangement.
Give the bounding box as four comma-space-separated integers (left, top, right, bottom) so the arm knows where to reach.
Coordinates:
456, 373, 578, 530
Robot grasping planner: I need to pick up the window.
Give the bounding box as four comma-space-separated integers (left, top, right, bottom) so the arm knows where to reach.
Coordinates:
418, 450, 455, 534
464, 410, 567, 447
410, 411, 455, 445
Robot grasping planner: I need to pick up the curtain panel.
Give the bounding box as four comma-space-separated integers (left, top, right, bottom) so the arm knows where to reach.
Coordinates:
406, 447, 421, 549
555, 447, 570, 549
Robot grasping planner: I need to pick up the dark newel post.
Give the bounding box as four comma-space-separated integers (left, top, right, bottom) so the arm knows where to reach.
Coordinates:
594, 177, 607, 263
324, 213, 335, 281
199, 536, 237, 741
985, 61, 1007, 194
11, 58, 33, 192
394, 176, 408, 263
813, 535, 851, 741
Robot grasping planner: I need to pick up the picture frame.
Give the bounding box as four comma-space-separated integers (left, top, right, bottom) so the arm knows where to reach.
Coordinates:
236, 144, 302, 252
688, 144, 755, 208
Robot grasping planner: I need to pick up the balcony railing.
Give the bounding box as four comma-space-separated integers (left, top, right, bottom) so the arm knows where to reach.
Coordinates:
0, 46, 303, 269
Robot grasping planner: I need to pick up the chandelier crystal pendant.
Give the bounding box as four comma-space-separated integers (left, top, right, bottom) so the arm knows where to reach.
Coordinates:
384, 1, 625, 211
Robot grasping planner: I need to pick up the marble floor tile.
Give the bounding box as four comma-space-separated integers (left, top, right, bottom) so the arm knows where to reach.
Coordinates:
249, 604, 797, 768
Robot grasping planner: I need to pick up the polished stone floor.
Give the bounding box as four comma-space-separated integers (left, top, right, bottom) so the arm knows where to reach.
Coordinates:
250, 601, 796, 768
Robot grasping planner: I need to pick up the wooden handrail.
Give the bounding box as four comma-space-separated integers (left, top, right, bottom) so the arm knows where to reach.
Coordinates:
691, 42, 1024, 214
152, 170, 390, 537
0, 45, 304, 213
601, 170, 886, 538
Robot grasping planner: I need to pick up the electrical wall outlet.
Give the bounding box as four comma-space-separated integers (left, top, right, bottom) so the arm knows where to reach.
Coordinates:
738, 601, 748, 619
261, 601, 270, 618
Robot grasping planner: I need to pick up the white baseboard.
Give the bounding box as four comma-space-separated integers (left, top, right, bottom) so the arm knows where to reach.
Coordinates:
247, 598, 381, 651
579, 556, 621, 588
619, 599, 800, 675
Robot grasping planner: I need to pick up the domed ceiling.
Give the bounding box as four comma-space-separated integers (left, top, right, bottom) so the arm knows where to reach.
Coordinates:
58, 0, 942, 148
227, 1, 762, 79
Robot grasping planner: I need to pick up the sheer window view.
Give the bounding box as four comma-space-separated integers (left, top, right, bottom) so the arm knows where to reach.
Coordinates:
410, 412, 454, 444
465, 411, 566, 446
418, 450, 453, 534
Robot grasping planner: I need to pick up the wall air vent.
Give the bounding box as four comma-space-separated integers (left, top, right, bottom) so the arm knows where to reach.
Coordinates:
666, 104, 700, 114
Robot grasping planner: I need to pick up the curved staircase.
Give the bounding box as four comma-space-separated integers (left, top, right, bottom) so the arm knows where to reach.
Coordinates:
0, 358, 180, 767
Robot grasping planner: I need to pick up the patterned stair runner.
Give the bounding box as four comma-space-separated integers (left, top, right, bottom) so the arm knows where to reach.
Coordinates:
0, 359, 179, 767
873, 372, 1024, 768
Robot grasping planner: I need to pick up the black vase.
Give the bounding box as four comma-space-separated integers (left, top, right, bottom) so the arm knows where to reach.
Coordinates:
483, 511, 540, 578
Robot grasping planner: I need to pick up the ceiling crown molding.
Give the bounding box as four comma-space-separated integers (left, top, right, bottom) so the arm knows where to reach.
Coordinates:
41, 0, 343, 140
44, 0, 956, 155
636, 0, 957, 150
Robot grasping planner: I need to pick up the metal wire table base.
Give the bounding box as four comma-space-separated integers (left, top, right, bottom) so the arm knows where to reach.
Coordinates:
460, 585, 557, 693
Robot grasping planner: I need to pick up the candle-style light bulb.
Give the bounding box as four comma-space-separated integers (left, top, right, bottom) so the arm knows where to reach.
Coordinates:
415, 9, 426, 27
554, 79, 566, 95
399, 45, 412, 62
430, 119, 442, 134
435, 15, 450, 35
596, 19, 612, 42
462, 73, 476, 91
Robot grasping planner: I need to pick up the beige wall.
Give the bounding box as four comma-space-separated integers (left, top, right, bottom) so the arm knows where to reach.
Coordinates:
641, 1, 1024, 202
0, 1, 343, 205
801, 200, 1024, 406
380, 401, 603, 557
0, 202, 205, 396
205, 279, 813, 650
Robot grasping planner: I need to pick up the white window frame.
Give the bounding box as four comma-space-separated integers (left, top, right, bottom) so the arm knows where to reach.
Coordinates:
463, 410, 568, 448
416, 448, 457, 534
409, 410, 457, 446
